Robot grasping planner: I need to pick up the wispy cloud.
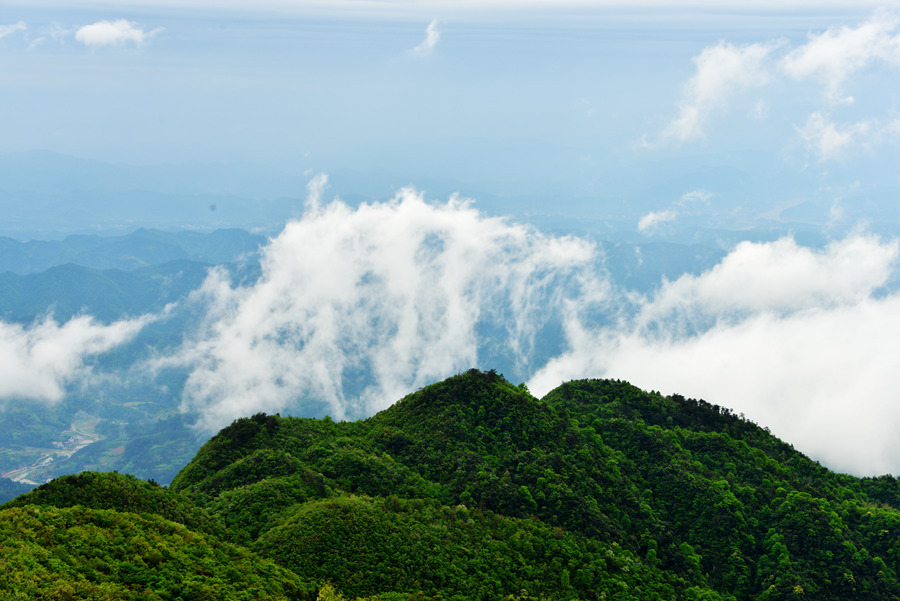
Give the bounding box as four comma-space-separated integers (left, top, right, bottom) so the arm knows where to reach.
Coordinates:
638, 209, 677, 233
411, 19, 440, 57
663, 41, 776, 141
678, 189, 713, 206
657, 11, 900, 159
0, 21, 27, 41
75, 19, 164, 48
781, 11, 900, 103
638, 190, 711, 234
0, 315, 152, 405
797, 112, 874, 160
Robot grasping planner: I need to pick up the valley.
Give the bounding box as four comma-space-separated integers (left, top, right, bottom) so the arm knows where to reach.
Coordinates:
0, 415, 105, 484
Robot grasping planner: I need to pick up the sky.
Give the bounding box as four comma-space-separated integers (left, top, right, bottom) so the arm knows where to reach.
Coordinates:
3, 1, 900, 476
3, 1, 900, 235
3, 3, 898, 176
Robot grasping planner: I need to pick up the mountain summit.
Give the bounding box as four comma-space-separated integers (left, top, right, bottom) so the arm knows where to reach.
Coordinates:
3, 369, 900, 600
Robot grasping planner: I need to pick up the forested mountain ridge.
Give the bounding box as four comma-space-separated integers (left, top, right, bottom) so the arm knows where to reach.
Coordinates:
4, 369, 900, 600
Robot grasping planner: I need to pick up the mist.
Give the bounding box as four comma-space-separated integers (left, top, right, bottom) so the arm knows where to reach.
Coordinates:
0, 314, 151, 405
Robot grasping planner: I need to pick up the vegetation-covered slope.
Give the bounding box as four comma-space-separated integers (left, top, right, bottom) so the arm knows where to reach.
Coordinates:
5, 369, 900, 600
0, 504, 312, 601
3, 471, 227, 539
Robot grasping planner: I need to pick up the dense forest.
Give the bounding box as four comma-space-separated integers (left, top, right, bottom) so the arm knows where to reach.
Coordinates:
4, 369, 900, 600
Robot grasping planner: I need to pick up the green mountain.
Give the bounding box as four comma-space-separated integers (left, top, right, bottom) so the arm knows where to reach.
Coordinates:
4, 369, 900, 600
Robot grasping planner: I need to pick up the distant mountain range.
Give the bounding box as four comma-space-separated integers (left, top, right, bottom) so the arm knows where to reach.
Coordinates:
4, 149, 898, 242
0, 227, 265, 275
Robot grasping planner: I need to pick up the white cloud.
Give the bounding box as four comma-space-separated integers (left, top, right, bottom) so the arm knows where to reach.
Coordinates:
637, 209, 677, 233
655, 12, 900, 156
75, 19, 163, 48
529, 232, 900, 476
411, 19, 440, 57
0, 315, 151, 404
797, 112, 874, 160
161, 181, 900, 476
0, 21, 27, 40
678, 189, 713, 206
643, 234, 896, 320
166, 180, 598, 432
781, 12, 900, 101
663, 41, 776, 141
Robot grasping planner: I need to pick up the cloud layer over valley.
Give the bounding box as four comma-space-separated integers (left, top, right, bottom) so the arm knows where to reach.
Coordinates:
147, 181, 900, 477
0, 314, 152, 405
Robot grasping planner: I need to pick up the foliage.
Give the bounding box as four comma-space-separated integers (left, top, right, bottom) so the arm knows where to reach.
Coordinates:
7, 369, 900, 601
3, 471, 226, 539
259, 494, 711, 601
0, 504, 314, 600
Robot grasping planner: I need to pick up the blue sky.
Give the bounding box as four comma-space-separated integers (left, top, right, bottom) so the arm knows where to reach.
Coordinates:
2, 3, 897, 173
2, 2, 899, 239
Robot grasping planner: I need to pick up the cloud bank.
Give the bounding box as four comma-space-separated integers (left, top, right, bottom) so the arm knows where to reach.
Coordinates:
168, 179, 598, 432
0, 315, 151, 405
529, 233, 900, 476
2, 175, 891, 477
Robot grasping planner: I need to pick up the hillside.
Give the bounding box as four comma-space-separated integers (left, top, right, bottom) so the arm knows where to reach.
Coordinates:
4, 369, 900, 600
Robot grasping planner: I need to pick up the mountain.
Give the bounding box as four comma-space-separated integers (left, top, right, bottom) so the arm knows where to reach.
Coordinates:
0, 260, 212, 323
4, 369, 900, 600
0, 227, 265, 275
